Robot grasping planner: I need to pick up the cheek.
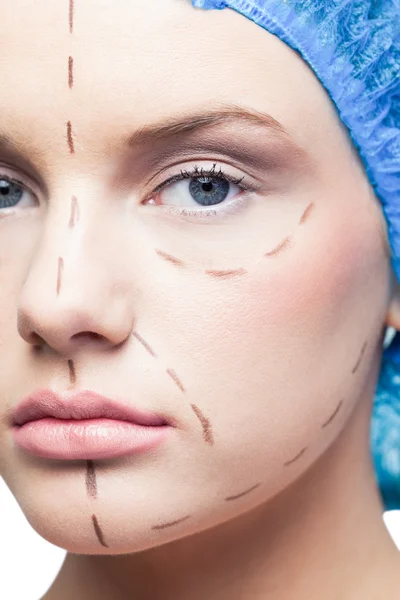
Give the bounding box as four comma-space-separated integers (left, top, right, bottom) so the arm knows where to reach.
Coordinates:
153, 200, 389, 499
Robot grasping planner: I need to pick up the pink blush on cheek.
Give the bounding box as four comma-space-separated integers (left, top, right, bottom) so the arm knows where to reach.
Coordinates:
258, 215, 382, 338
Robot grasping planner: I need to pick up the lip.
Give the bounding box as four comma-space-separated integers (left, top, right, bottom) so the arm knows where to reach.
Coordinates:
11, 389, 172, 460
12, 389, 170, 427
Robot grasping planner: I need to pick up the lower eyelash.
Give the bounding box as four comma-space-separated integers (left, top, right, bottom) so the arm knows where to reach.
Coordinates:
161, 192, 251, 220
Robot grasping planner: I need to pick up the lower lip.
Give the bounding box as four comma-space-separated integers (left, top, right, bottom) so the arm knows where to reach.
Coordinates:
12, 418, 171, 460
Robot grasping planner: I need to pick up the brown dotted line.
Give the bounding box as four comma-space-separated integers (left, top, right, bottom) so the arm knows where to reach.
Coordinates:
68, 56, 74, 89
92, 514, 109, 547
82, 339, 368, 544
225, 482, 261, 501
69, 0, 74, 33
67, 121, 75, 154
67, 359, 76, 385
65, 0, 109, 551
284, 446, 307, 467
190, 403, 214, 445
351, 340, 368, 374
56, 257, 64, 295
151, 515, 191, 530
166, 368, 185, 394
67, 1, 75, 152
69, 195, 79, 228
280, 338, 368, 467
155, 202, 314, 279
85, 460, 109, 547
132, 330, 213, 445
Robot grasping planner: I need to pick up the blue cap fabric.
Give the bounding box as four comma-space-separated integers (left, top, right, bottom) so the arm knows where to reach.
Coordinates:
192, 0, 400, 510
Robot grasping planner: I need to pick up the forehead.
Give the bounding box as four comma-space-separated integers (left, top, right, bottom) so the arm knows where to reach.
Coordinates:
0, 0, 339, 161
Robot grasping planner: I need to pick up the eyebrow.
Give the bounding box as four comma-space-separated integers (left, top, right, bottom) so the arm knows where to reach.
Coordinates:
124, 105, 296, 148
0, 104, 308, 179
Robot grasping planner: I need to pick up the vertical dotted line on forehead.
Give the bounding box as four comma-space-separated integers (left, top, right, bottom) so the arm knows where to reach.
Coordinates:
68, 56, 74, 89
66, 121, 75, 154
67, 1, 75, 152
69, 0, 74, 34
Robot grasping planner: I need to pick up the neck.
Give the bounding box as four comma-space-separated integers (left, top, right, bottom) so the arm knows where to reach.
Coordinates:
43, 365, 400, 600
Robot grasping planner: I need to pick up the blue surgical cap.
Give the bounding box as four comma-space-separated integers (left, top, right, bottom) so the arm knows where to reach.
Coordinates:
192, 0, 400, 510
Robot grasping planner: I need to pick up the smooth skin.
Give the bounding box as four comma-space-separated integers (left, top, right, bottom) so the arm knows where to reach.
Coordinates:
0, 1, 399, 599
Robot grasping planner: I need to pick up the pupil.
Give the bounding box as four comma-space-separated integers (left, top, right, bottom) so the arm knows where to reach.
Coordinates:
0, 182, 10, 195
0, 179, 24, 207
189, 176, 230, 207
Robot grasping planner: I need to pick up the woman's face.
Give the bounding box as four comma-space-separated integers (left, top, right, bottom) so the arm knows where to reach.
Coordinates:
0, 0, 394, 553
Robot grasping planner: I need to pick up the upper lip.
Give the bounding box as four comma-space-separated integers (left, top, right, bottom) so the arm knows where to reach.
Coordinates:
12, 389, 170, 427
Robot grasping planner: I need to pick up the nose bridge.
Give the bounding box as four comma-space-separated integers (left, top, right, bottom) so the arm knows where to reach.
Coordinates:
17, 187, 134, 354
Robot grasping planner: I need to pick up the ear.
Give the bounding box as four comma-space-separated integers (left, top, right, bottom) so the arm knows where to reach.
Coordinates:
385, 269, 400, 331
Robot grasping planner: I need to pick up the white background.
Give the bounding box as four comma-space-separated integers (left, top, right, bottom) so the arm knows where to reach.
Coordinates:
1, 476, 400, 600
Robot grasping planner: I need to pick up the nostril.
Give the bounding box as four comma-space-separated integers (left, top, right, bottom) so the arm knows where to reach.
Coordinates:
71, 332, 103, 342
30, 331, 45, 346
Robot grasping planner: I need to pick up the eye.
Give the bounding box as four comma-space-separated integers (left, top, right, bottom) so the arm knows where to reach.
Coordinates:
146, 163, 251, 215
0, 174, 36, 210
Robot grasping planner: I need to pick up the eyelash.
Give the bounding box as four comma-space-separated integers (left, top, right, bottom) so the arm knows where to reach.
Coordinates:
0, 163, 256, 220
147, 163, 256, 219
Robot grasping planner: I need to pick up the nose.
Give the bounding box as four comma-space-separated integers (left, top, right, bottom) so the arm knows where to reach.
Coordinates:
17, 210, 134, 357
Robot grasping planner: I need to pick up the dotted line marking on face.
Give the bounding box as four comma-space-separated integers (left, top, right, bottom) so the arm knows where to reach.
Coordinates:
132, 330, 157, 358
299, 202, 315, 225
68, 195, 79, 228
151, 515, 191, 530
264, 235, 292, 258
204, 268, 247, 280
91, 514, 109, 547
351, 340, 368, 375
68, 56, 74, 88
190, 403, 214, 445
322, 399, 343, 428
86, 460, 97, 499
166, 367, 185, 393
69, 0, 74, 34
284, 446, 307, 467
67, 359, 76, 385
224, 482, 261, 501
132, 330, 216, 451
66, 121, 75, 154
154, 202, 315, 275
56, 257, 64, 295
155, 249, 186, 268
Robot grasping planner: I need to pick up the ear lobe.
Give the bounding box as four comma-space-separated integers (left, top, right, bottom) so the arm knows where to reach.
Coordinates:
385, 271, 400, 331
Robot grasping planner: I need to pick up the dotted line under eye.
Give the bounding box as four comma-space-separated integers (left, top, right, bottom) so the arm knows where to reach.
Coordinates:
154, 201, 314, 279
